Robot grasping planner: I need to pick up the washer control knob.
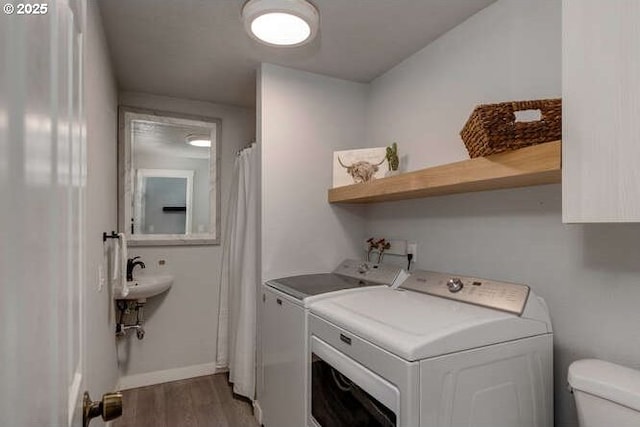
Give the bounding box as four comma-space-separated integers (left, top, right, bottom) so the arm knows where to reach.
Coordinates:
447, 278, 464, 293
358, 263, 370, 274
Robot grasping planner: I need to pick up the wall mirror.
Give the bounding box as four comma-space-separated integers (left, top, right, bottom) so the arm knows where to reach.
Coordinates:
119, 107, 221, 246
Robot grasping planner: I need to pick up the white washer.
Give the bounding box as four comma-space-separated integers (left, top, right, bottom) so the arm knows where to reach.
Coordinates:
308, 270, 554, 427
260, 259, 405, 427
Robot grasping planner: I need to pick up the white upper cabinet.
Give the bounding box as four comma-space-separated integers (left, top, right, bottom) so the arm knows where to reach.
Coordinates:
563, 0, 640, 222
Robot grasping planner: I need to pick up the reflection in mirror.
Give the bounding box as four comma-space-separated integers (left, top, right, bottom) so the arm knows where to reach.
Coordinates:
135, 169, 193, 235
119, 107, 220, 246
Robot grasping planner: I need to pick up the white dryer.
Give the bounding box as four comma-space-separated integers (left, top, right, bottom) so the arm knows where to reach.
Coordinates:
308, 270, 553, 427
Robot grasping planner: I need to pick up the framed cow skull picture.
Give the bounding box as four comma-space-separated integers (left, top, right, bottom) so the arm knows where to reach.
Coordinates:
332, 147, 387, 188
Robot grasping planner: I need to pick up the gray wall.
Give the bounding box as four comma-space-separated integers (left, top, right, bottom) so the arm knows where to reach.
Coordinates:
85, 0, 120, 421
118, 92, 255, 382
367, 0, 561, 169
364, 1, 640, 426
259, 63, 369, 282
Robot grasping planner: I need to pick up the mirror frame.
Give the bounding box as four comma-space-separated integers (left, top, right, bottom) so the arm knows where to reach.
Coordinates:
118, 106, 221, 246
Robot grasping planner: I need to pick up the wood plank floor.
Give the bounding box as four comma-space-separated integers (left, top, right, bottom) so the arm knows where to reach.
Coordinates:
113, 374, 259, 427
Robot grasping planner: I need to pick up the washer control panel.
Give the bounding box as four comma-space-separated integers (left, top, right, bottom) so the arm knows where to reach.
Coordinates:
333, 259, 401, 285
401, 270, 530, 315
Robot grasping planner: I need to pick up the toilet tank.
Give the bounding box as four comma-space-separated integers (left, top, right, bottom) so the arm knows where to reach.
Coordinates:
568, 359, 640, 427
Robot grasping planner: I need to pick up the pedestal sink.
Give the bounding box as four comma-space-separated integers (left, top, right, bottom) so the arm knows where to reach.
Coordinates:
113, 274, 173, 302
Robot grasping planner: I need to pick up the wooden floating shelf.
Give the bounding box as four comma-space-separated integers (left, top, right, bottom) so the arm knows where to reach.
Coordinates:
328, 140, 561, 204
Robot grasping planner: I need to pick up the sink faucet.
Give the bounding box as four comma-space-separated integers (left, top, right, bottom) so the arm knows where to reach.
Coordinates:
127, 256, 146, 281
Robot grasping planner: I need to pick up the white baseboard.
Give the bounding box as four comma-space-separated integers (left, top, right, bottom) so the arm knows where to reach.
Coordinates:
253, 400, 263, 425
117, 362, 218, 390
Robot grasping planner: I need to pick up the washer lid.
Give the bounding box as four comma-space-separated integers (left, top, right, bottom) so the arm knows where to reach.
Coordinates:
266, 259, 403, 300
266, 273, 378, 300
309, 286, 550, 361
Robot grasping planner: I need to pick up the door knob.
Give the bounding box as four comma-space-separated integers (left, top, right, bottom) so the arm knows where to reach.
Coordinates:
83, 391, 123, 427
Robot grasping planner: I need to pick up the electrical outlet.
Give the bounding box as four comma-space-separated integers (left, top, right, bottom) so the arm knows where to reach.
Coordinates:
387, 239, 408, 256
407, 242, 418, 263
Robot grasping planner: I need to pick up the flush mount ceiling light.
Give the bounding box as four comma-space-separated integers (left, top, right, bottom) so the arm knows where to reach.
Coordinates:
186, 135, 211, 148
242, 0, 319, 47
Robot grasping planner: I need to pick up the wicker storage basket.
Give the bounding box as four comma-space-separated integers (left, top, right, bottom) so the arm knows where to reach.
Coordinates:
460, 98, 561, 158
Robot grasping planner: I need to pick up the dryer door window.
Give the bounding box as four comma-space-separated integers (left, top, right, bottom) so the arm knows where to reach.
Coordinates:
310, 334, 400, 427
311, 353, 396, 426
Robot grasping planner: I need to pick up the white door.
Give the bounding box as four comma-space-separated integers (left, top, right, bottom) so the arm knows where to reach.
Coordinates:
1, 0, 87, 425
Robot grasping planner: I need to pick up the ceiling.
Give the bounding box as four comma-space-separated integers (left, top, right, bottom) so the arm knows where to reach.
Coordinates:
98, 0, 496, 108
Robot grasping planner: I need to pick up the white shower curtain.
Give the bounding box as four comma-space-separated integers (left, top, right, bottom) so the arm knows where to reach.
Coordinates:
216, 143, 259, 399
